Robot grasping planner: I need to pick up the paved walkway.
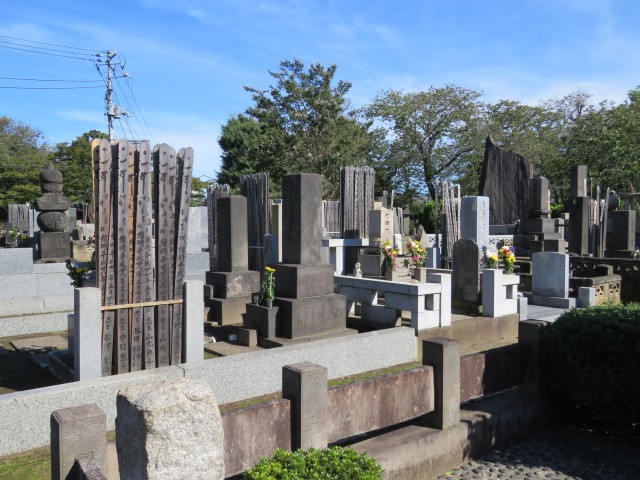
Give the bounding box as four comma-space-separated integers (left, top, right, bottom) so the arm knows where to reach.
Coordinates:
434, 423, 640, 479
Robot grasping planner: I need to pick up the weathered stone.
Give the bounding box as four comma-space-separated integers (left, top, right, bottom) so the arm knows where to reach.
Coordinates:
244, 303, 278, 338
608, 210, 636, 251
216, 195, 249, 272
565, 196, 590, 256
275, 294, 347, 338
205, 271, 260, 299
39, 231, 70, 259
282, 174, 322, 264
282, 362, 328, 450
460, 197, 489, 249
116, 378, 224, 480
452, 239, 481, 313
529, 176, 550, 216
479, 136, 533, 225
570, 165, 588, 198
51, 404, 106, 480
37, 211, 68, 232
531, 252, 569, 298
274, 263, 334, 298
368, 208, 394, 246
206, 296, 252, 325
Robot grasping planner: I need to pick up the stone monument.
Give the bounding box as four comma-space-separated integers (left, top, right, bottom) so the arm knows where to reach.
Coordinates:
206, 195, 260, 324
35, 163, 71, 259
268, 173, 350, 344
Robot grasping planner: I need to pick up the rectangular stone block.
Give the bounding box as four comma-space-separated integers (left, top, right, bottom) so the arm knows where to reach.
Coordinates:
275, 263, 334, 299
0, 248, 34, 275
276, 294, 347, 338
608, 210, 636, 251
282, 174, 322, 264
570, 165, 588, 198
359, 303, 400, 327
282, 362, 328, 450
428, 272, 452, 327
384, 292, 426, 312
206, 270, 260, 299
460, 196, 489, 248
368, 208, 394, 245
566, 196, 590, 256
244, 303, 278, 338
238, 328, 258, 347
216, 195, 248, 272
543, 239, 567, 252
336, 285, 378, 304
531, 252, 569, 298
529, 176, 550, 215
411, 310, 439, 330
39, 231, 70, 260
357, 253, 383, 276
51, 403, 106, 480
206, 296, 251, 325
422, 338, 460, 430
524, 217, 557, 234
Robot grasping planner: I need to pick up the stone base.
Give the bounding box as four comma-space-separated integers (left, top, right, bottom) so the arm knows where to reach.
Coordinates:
259, 328, 357, 348
274, 263, 334, 298
358, 253, 384, 277
47, 349, 75, 383
39, 231, 70, 260
604, 249, 635, 259
275, 293, 347, 338
243, 303, 279, 338
451, 299, 481, 315
412, 267, 428, 283
205, 271, 260, 299
206, 296, 252, 325
524, 293, 576, 309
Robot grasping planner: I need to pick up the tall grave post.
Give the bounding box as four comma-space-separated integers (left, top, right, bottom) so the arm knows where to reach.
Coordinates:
565, 166, 590, 256
451, 196, 489, 314
205, 196, 260, 325
271, 174, 349, 342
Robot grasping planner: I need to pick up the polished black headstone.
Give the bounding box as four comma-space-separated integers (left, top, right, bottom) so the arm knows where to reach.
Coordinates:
282, 174, 322, 264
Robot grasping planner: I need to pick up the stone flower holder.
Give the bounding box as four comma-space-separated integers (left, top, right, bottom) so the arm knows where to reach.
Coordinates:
385, 270, 399, 281
412, 267, 428, 283
244, 303, 278, 338
481, 268, 519, 317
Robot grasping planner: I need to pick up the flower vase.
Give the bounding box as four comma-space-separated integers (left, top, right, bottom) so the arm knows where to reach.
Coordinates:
412, 267, 428, 283
385, 270, 399, 281
266, 298, 273, 308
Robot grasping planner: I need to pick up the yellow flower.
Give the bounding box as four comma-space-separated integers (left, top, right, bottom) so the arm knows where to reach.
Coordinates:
265, 266, 275, 273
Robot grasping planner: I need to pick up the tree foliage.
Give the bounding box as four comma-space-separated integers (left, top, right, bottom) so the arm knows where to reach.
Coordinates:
0, 116, 50, 217
49, 129, 108, 206
363, 85, 484, 200
565, 88, 640, 193
218, 59, 375, 198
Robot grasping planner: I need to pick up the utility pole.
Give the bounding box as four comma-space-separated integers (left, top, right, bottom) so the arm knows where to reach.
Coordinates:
97, 50, 130, 142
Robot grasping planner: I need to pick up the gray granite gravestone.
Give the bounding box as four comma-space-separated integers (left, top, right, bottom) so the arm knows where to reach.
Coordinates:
206, 196, 259, 324
460, 197, 489, 250
35, 163, 71, 259
531, 252, 569, 298
606, 210, 636, 257
262, 173, 350, 345
451, 238, 481, 313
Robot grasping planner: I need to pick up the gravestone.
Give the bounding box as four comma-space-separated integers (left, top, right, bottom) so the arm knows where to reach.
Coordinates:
564, 166, 590, 256
606, 210, 636, 257
531, 252, 569, 298
451, 239, 481, 313
267, 173, 350, 343
479, 136, 533, 225
35, 163, 71, 259
515, 176, 565, 256
460, 197, 489, 251
206, 196, 260, 325
368, 207, 394, 246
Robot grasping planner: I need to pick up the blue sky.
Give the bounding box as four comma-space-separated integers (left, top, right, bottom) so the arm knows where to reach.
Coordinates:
2, 0, 639, 179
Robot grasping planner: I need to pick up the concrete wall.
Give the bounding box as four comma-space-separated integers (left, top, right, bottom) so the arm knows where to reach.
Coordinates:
0, 327, 416, 457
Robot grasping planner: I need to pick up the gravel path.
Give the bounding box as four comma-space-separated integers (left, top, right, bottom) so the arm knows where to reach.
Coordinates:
435, 423, 640, 480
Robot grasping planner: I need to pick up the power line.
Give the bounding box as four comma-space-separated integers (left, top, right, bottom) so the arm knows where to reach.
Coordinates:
0, 34, 98, 53
0, 85, 102, 90
0, 43, 96, 61
0, 76, 103, 83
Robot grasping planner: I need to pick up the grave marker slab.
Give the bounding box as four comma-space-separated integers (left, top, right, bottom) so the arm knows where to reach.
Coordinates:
531, 252, 569, 298
460, 197, 489, 250
451, 239, 481, 312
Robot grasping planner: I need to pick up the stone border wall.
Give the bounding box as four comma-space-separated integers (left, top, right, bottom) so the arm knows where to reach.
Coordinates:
0, 327, 416, 457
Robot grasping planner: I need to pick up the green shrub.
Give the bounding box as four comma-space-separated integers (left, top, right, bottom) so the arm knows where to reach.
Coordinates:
243, 447, 383, 480
540, 303, 640, 435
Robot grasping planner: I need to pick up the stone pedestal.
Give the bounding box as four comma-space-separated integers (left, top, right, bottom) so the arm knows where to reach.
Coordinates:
412, 267, 428, 283
358, 253, 384, 276
481, 269, 519, 317
39, 231, 71, 259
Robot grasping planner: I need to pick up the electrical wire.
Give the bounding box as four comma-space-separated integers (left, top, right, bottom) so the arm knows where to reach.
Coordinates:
0, 85, 101, 90
0, 34, 98, 53
0, 43, 97, 62
0, 76, 103, 83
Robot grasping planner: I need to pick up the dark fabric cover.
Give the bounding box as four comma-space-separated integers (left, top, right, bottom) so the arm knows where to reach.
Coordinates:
478, 136, 533, 225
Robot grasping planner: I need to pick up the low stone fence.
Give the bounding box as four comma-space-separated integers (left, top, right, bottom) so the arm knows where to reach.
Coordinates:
0, 327, 415, 457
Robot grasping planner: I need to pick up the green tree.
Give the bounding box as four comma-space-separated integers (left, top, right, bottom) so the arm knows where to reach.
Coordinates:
363, 85, 484, 199
565, 89, 640, 193
49, 129, 108, 206
0, 116, 50, 217
218, 59, 375, 198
